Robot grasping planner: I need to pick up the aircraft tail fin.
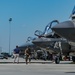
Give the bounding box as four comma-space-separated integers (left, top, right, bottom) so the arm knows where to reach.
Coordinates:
69, 6, 75, 18
72, 6, 75, 15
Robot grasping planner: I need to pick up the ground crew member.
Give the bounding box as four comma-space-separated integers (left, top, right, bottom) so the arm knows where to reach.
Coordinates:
13, 45, 20, 63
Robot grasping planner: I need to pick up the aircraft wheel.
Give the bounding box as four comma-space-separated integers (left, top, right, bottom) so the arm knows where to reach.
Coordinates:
72, 56, 75, 62
55, 56, 60, 64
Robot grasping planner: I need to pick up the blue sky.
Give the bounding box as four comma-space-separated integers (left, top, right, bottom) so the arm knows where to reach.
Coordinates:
0, 0, 75, 53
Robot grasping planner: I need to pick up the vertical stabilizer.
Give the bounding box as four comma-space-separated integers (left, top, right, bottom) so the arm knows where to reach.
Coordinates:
70, 6, 75, 19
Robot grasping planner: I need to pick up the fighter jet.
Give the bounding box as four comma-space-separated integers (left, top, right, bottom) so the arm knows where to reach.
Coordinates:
18, 37, 40, 57
51, 6, 75, 62
32, 20, 71, 55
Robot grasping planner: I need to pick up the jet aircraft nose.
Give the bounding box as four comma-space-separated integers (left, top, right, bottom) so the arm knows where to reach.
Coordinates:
32, 38, 44, 46
51, 21, 75, 41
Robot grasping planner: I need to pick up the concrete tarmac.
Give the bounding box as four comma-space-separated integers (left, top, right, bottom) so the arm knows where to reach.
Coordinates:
0, 58, 72, 64
0, 60, 75, 75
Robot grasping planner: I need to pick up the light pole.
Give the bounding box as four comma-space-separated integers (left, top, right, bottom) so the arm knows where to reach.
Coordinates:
9, 18, 12, 55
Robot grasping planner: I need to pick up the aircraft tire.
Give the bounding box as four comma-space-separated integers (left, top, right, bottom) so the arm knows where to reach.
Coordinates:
55, 56, 60, 64
72, 56, 75, 62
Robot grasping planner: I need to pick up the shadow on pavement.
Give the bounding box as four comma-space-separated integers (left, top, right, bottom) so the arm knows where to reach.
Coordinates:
65, 72, 75, 73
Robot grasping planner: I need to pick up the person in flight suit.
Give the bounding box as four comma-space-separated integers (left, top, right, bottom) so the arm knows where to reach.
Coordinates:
25, 47, 31, 64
